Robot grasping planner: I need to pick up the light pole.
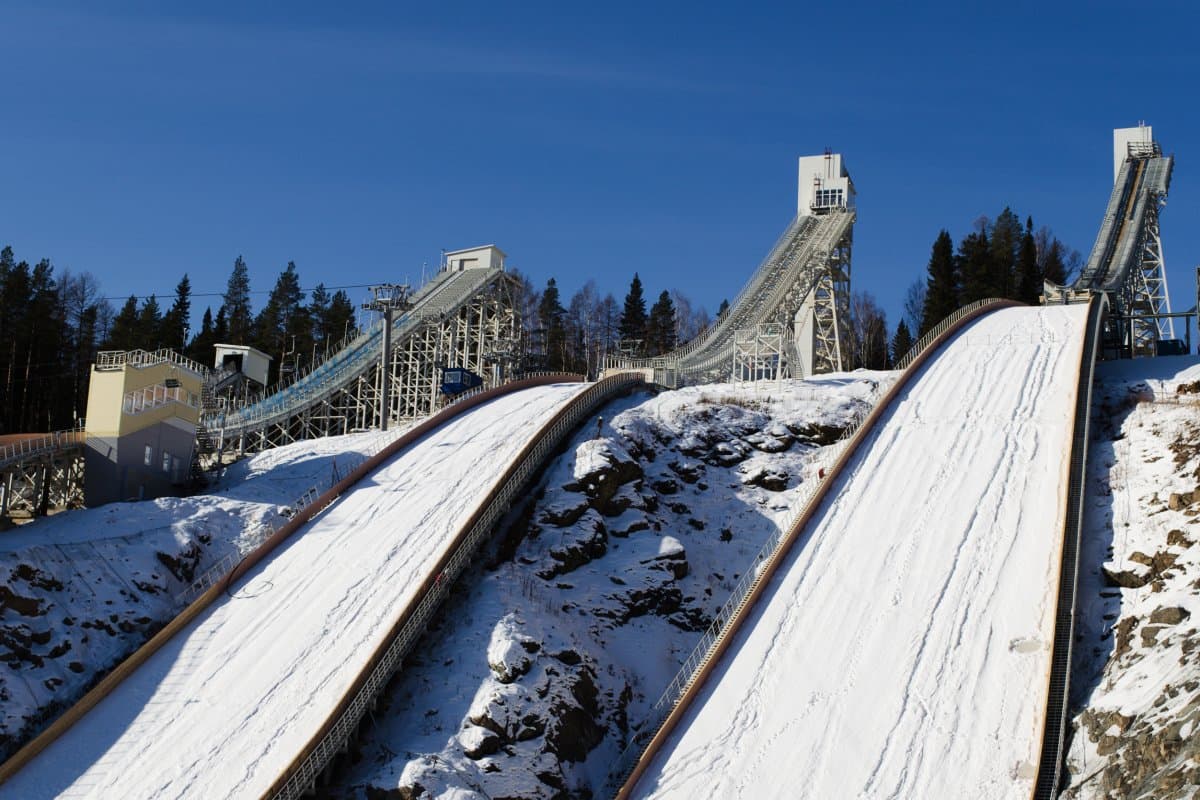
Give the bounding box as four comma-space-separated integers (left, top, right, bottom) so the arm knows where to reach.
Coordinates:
362, 284, 412, 431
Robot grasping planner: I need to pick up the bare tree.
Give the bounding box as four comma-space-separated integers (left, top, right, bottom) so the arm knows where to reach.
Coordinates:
847, 290, 889, 370
903, 279, 926, 335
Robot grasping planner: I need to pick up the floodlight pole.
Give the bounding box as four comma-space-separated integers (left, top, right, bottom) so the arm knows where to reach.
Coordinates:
363, 283, 412, 431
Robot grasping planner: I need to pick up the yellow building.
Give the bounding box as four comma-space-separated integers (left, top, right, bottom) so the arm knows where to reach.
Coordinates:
84, 349, 207, 506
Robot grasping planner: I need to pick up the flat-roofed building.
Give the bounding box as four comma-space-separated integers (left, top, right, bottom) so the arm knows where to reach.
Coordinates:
83, 349, 208, 506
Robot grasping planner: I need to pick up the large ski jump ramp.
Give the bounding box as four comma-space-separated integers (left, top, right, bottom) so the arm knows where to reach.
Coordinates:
632, 305, 1089, 799
0, 382, 589, 799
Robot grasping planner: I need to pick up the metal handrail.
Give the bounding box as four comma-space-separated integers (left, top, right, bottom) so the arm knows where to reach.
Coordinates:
213, 269, 504, 435
602, 297, 1014, 797
95, 349, 211, 377
1032, 294, 1106, 798
0, 423, 87, 470
610, 210, 854, 381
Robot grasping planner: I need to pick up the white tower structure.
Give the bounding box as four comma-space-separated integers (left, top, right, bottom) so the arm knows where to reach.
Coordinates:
797, 151, 855, 216
793, 152, 854, 376
1113, 123, 1155, 182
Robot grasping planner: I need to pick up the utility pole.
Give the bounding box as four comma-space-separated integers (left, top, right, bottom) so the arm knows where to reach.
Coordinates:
362, 284, 412, 431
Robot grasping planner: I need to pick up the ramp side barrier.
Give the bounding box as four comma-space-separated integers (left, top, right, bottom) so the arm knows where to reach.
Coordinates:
0, 424, 85, 470
0, 373, 586, 787
1032, 293, 1107, 798
606, 298, 1019, 799
265, 371, 648, 799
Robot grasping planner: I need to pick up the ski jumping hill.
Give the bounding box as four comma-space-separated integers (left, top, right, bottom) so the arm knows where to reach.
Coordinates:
0, 382, 590, 799
631, 304, 1090, 798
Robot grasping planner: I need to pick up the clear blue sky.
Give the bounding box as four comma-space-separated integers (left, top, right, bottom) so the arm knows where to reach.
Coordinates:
3, 1, 1199, 342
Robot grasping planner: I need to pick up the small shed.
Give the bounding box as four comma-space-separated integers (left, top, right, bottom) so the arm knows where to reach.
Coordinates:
213, 344, 272, 388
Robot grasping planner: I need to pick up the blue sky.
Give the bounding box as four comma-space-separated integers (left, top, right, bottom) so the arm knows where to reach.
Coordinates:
2, 1, 1199, 342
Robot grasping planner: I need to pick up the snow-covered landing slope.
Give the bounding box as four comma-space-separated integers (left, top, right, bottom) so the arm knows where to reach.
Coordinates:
634, 305, 1089, 799
0, 382, 587, 800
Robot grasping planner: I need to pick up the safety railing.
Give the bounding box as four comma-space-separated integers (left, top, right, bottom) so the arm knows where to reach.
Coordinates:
0, 423, 86, 470
123, 385, 198, 416
267, 372, 647, 800
176, 371, 557, 605
603, 297, 1016, 797
609, 215, 815, 370
1032, 293, 1106, 799
95, 349, 211, 377
609, 210, 854, 383
212, 269, 504, 435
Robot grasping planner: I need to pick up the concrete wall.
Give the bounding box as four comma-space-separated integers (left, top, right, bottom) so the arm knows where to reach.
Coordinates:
797, 153, 854, 216
84, 421, 195, 506
444, 245, 505, 272
83, 357, 202, 506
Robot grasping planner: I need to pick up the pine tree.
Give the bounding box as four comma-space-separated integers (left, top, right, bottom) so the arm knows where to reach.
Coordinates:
221, 255, 253, 344
920, 230, 958, 335
1042, 239, 1068, 286
137, 295, 163, 348
213, 305, 229, 343
188, 307, 216, 363
989, 208, 1022, 298
958, 229, 992, 306
619, 273, 648, 353
107, 296, 141, 351
161, 274, 192, 351
1015, 219, 1041, 305
717, 298, 730, 318
891, 319, 915, 366
255, 261, 308, 381
538, 278, 567, 371
646, 290, 677, 355
308, 283, 331, 348
325, 290, 356, 345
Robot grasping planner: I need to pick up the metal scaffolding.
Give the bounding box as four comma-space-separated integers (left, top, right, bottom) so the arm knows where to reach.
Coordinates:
610, 208, 855, 387
212, 269, 521, 458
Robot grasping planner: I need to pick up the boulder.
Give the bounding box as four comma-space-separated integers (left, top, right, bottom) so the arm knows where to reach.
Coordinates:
1149, 606, 1191, 626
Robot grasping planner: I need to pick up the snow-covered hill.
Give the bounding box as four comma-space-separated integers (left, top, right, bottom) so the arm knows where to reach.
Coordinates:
0, 428, 400, 761
1067, 356, 1200, 799
330, 374, 886, 799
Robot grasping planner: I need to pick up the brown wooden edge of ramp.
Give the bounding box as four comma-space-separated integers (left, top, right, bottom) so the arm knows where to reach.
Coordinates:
0, 373, 584, 787
615, 300, 1021, 800
1031, 293, 1107, 799
262, 371, 648, 798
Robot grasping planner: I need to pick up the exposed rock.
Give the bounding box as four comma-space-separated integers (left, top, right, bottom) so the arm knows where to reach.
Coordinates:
788, 422, 846, 446
460, 724, 502, 759
1149, 606, 1191, 626
641, 536, 688, 580
538, 511, 608, 579
543, 668, 603, 763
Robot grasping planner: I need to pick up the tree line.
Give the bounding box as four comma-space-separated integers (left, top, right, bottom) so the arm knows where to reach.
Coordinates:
845, 207, 1081, 372
517, 271, 712, 377
0, 247, 358, 433
0, 208, 1078, 433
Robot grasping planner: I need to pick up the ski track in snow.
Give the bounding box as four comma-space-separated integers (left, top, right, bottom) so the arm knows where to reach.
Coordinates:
635, 306, 1087, 799
1, 383, 587, 800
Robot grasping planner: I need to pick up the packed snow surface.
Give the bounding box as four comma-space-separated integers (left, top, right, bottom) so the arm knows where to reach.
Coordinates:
634, 305, 1089, 798
1, 382, 586, 799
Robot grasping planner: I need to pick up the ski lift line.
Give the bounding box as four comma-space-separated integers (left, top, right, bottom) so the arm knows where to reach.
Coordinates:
606, 298, 1021, 800
99, 283, 383, 303
0, 373, 587, 789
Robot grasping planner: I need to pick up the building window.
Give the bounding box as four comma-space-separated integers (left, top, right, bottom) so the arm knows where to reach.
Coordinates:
162, 450, 171, 473
144, 445, 153, 466
813, 188, 844, 208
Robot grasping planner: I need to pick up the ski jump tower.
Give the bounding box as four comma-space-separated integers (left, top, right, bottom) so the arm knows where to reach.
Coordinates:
1050, 123, 1180, 357
609, 152, 855, 386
